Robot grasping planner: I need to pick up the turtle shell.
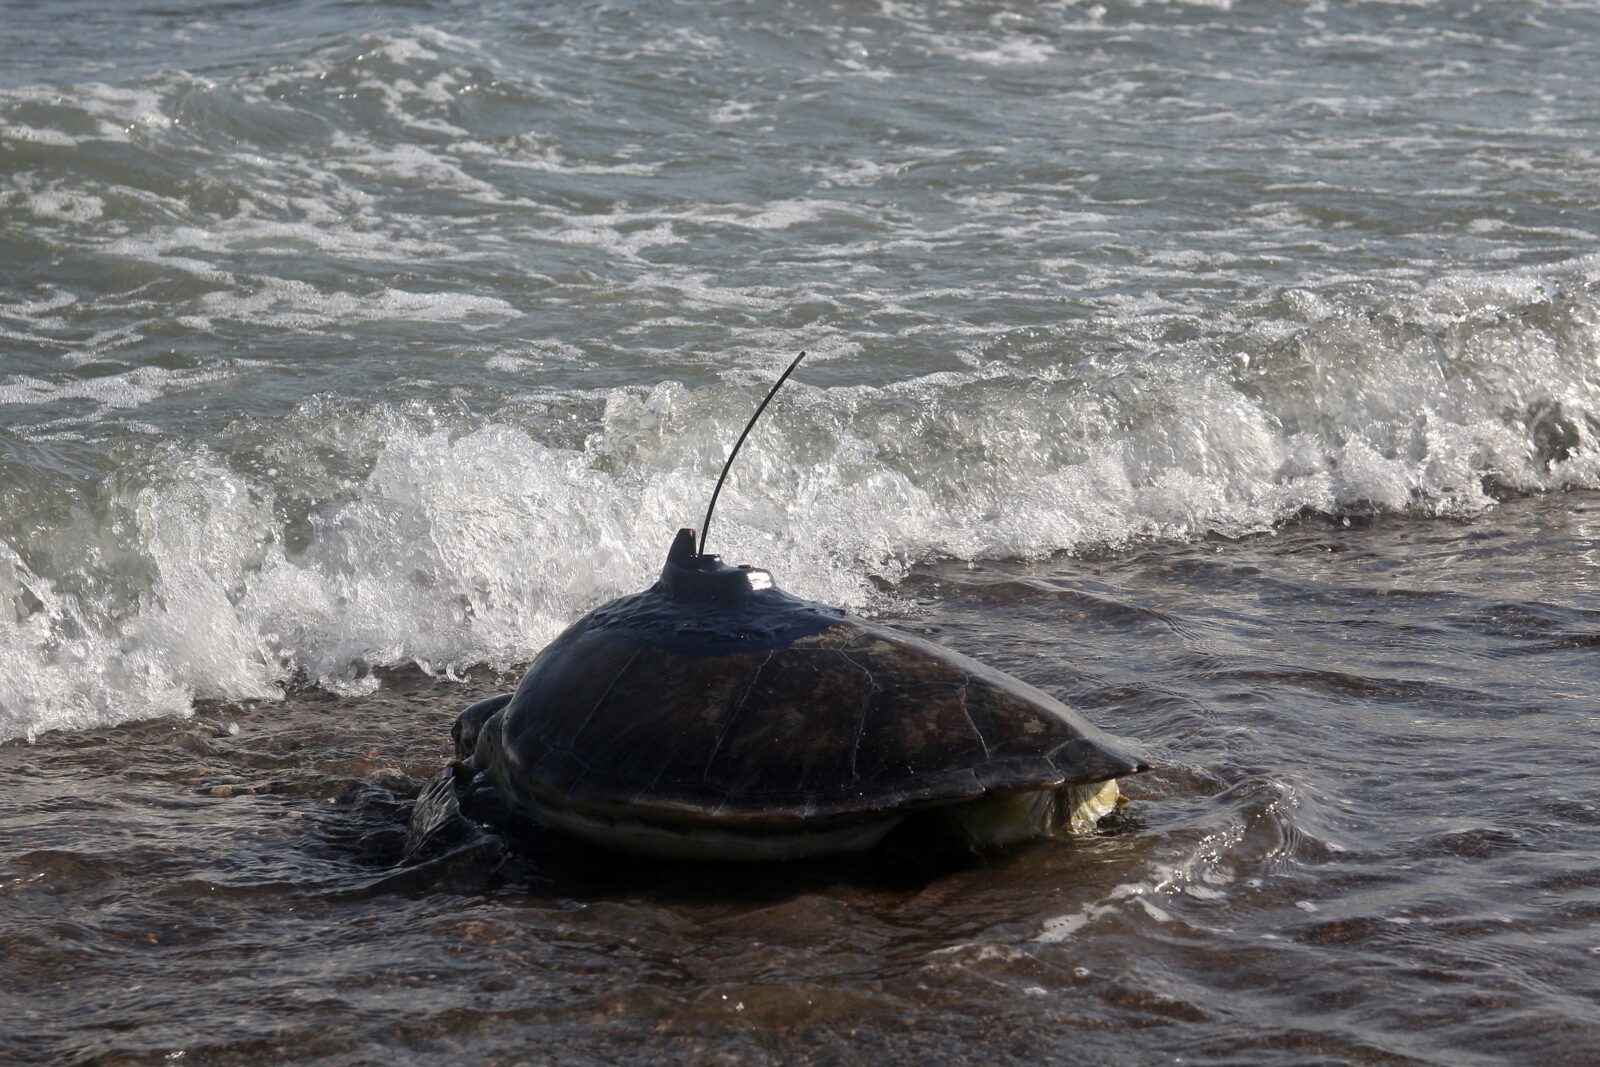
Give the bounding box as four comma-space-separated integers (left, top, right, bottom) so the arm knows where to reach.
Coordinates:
481, 529, 1148, 836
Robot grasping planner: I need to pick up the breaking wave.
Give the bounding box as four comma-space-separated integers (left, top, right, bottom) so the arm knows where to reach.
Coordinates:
2, 266, 1598, 741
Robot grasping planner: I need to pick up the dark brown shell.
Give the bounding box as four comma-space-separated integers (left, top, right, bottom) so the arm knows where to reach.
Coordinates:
480, 530, 1148, 832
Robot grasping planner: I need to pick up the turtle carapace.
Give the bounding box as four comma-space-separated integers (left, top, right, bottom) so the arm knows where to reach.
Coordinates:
407, 528, 1149, 862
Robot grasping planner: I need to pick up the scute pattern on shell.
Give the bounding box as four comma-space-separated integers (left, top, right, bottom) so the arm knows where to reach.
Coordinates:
492, 611, 1146, 830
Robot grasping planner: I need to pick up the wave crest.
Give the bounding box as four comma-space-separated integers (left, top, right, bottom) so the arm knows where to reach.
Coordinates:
3, 274, 1599, 740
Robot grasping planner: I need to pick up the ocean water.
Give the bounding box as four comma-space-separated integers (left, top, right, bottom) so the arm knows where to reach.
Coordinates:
2, 0, 1598, 1062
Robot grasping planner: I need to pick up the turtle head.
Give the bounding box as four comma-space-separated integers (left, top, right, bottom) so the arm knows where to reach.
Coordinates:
659, 527, 775, 600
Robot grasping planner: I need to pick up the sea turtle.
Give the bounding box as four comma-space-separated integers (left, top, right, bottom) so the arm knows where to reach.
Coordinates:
405, 353, 1150, 862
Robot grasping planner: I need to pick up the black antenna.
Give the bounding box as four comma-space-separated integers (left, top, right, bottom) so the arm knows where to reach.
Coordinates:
699, 349, 809, 557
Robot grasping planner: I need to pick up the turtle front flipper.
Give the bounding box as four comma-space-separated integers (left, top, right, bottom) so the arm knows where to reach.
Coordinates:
403, 761, 476, 862
402, 693, 514, 864
452, 693, 513, 762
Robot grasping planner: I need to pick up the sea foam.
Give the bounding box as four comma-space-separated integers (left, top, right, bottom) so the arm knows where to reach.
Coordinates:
2, 270, 1598, 742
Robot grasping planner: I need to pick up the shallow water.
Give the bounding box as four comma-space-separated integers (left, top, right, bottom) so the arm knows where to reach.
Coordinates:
3, 0, 1600, 1061
5, 492, 1600, 1064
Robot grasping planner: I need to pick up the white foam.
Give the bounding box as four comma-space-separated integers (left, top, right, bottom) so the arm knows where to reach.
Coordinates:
959, 37, 1057, 66
369, 37, 439, 64
11, 179, 105, 224
192, 280, 516, 330
733, 200, 828, 231
540, 218, 682, 258
4, 264, 1600, 740
457, 137, 663, 177
709, 101, 759, 125
484, 340, 587, 372
334, 142, 502, 198
0, 123, 80, 147
0, 366, 230, 409
0, 82, 174, 143
807, 159, 898, 188
1125, 0, 1235, 8
0, 288, 80, 338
